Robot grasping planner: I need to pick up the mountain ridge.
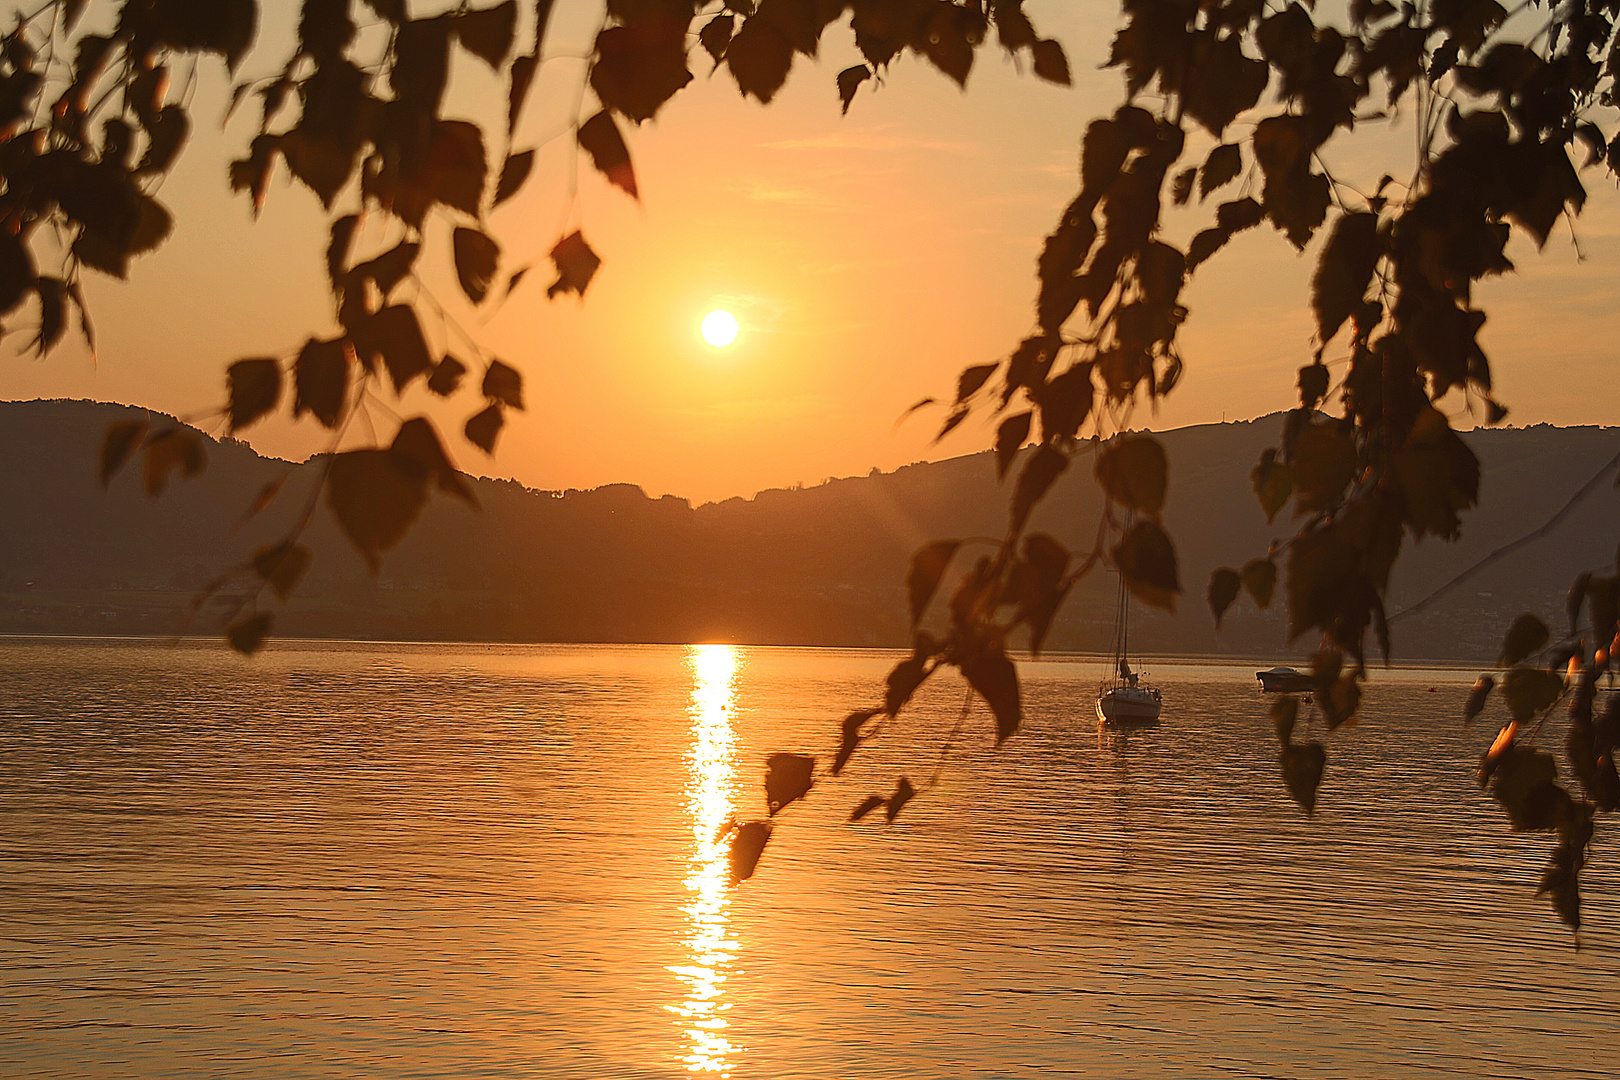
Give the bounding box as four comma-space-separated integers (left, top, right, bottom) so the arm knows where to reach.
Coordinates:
2, 397, 1615, 662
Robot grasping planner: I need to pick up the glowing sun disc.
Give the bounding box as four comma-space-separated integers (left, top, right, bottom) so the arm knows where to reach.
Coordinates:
701, 309, 739, 347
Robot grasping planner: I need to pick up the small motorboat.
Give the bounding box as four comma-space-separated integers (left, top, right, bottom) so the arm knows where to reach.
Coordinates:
1256, 666, 1314, 693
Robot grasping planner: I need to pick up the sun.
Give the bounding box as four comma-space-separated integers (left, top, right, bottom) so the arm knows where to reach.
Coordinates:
700, 309, 739, 348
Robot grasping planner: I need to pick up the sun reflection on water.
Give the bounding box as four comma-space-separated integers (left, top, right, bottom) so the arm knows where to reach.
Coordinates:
667, 644, 741, 1075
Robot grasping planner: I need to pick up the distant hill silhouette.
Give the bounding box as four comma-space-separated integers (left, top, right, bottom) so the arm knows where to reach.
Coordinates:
2, 398, 1615, 662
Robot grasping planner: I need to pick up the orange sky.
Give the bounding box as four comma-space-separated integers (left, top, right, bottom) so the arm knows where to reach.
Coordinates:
4, 3, 1619, 504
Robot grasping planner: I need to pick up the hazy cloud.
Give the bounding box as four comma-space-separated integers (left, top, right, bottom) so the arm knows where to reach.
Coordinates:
757, 126, 977, 156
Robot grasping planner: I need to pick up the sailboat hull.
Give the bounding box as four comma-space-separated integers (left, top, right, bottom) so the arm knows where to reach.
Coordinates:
1097, 685, 1162, 726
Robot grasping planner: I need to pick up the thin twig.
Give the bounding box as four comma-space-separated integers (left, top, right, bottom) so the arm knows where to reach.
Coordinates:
1389, 442, 1620, 622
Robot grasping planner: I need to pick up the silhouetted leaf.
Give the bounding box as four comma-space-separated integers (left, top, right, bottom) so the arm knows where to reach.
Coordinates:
294, 338, 349, 428
1241, 558, 1277, 609
1199, 142, 1242, 199
1216, 196, 1266, 232
1290, 421, 1356, 513
326, 214, 359, 292
932, 403, 968, 442
353, 241, 419, 299
1589, 576, 1619, 654
390, 15, 452, 114
465, 404, 504, 455
900, 397, 936, 423
1298, 362, 1329, 410
727, 16, 793, 102
1320, 672, 1363, 731
135, 104, 189, 177
701, 14, 735, 63
1540, 819, 1590, 933
836, 63, 869, 114
885, 640, 933, 718
885, 776, 916, 823
428, 354, 467, 397
1031, 38, 1070, 85
252, 541, 312, 602
546, 231, 600, 298
1011, 444, 1067, 533
474, 361, 521, 412
958, 641, 1021, 743
280, 123, 358, 209
429, 120, 488, 217
995, 412, 1031, 479
142, 428, 205, 496
362, 0, 405, 22
226, 358, 280, 433
364, 305, 434, 393
1016, 532, 1071, 657
1095, 435, 1167, 514
391, 416, 474, 504
1280, 741, 1327, 813
455, 0, 517, 68
100, 420, 148, 486
956, 363, 997, 403
834, 708, 881, 776
71, 191, 172, 278
136, 0, 258, 70
1500, 613, 1550, 668
1312, 212, 1380, 345
1171, 166, 1196, 206
507, 52, 537, 135
1489, 744, 1568, 831
1209, 567, 1241, 627
1272, 695, 1299, 745
920, 1, 978, 85
1464, 674, 1494, 726
299, 0, 355, 58
849, 794, 886, 822
993, 1, 1036, 49
1184, 30, 1268, 135
1251, 449, 1292, 522
727, 819, 772, 883
908, 539, 960, 625
1112, 519, 1179, 612
591, 17, 693, 122
1478, 720, 1519, 787
1502, 666, 1563, 722
578, 110, 638, 199
1036, 364, 1093, 441
326, 448, 429, 572
1186, 226, 1230, 270
29, 277, 66, 355
764, 752, 815, 815
227, 612, 273, 656
452, 227, 500, 305
1567, 571, 1591, 634
1392, 408, 1480, 539
228, 133, 280, 216
494, 149, 533, 206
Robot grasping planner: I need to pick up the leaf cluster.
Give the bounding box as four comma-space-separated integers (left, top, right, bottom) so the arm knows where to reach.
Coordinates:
1465, 566, 1620, 932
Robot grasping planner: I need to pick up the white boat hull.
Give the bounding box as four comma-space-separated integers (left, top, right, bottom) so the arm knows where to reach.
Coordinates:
1256, 666, 1314, 693
1097, 685, 1162, 726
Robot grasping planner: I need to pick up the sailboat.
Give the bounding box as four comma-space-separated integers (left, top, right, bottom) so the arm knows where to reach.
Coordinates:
1096, 564, 1163, 727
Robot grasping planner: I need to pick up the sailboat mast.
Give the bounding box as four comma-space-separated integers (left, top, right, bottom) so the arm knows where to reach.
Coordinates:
1119, 569, 1129, 669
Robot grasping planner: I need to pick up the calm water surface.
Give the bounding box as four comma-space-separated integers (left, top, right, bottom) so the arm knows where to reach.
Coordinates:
1, 638, 1615, 1079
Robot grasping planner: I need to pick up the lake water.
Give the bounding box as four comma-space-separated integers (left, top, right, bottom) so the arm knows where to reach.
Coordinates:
1, 638, 1616, 1079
